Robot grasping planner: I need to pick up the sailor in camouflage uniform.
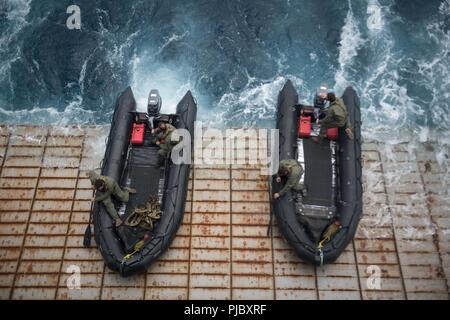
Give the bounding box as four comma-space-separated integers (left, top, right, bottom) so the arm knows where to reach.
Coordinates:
273, 159, 307, 199
152, 122, 179, 166
88, 171, 136, 225
318, 92, 354, 140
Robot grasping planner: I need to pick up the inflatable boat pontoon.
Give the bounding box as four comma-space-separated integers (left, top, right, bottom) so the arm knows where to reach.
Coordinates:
91, 87, 196, 277
271, 80, 363, 265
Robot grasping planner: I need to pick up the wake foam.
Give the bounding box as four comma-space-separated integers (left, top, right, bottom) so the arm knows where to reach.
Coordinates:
0, 97, 95, 125
209, 75, 309, 128
335, 1, 365, 93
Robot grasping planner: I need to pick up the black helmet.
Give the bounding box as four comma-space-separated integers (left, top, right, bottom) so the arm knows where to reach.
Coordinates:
147, 89, 162, 116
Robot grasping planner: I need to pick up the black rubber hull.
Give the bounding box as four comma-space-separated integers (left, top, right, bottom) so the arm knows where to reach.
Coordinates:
272, 80, 363, 265
93, 87, 197, 277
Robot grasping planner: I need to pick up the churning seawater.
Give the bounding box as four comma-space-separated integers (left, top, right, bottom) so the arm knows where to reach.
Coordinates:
0, 0, 449, 147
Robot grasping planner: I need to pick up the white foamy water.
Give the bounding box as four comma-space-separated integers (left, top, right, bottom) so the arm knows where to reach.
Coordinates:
366, 0, 384, 32
209, 75, 310, 128
130, 31, 196, 115
332, 1, 450, 244
335, 1, 365, 93
0, 97, 95, 125
0, 0, 32, 87
418, 2, 450, 141
0, 0, 31, 53
334, 0, 449, 148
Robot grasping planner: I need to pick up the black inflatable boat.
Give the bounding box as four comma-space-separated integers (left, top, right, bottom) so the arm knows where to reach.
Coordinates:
92, 87, 196, 277
271, 80, 362, 265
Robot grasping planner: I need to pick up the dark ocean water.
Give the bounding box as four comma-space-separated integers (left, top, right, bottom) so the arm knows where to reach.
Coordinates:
0, 0, 449, 144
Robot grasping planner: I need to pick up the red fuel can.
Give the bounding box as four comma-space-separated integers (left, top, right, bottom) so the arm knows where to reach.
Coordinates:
131, 123, 145, 145
298, 115, 311, 138
327, 127, 339, 140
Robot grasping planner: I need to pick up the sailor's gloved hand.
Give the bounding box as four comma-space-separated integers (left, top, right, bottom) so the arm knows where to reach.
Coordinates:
125, 187, 137, 194
273, 193, 280, 199
345, 128, 354, 140
171, 132, 181, 143
156, 141, 160, 145
87, 170, 97, 180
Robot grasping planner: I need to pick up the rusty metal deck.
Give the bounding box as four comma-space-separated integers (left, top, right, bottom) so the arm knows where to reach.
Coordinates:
0, 125, 448, 300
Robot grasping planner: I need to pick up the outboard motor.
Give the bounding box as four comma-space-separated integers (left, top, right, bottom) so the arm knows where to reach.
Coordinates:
147, 89, 162, 116
147, 89, 162, 130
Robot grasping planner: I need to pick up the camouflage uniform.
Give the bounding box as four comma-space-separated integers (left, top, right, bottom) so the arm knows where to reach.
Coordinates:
319, 97, 351, 138
278, 159, 306, 197
153, 123, 178, 166
88, 171, 129, 219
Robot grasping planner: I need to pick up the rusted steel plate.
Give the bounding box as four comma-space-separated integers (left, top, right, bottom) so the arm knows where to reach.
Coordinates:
275, 289, 317, 300
46, 136, 83, 147
4, 156, 43, 167
1, 167, 40, 178
194, 168, 229, 180
189, 166, 232, 299
43, 156, 81, 168
0, 189, 35, 199
1, 128, 449, 300
101, 287, 145, 300
319, 290, 361, 300
6, 146, 44, 157
20, 248, 64, 260
8, 132, 46, 147
233, 288, 274, 300
230, 169, 273, 298
16, 260, 61, 274
362, 291, 405, 300
377, 146, 449, 299
0, 177, 38, 189
49, 126, 85, 137
0, 200, 32, 211
11, 288, 56, 300
57, 287, 101, 300
188, 288, 229, 300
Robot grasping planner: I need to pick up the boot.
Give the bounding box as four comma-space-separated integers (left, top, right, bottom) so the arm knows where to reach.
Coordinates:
157, 155, 166, 167
301, 188, 308, 198
345, 128, 354, 140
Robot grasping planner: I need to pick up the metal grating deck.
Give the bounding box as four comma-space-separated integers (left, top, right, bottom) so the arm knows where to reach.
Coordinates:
0, 125, 449, 300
